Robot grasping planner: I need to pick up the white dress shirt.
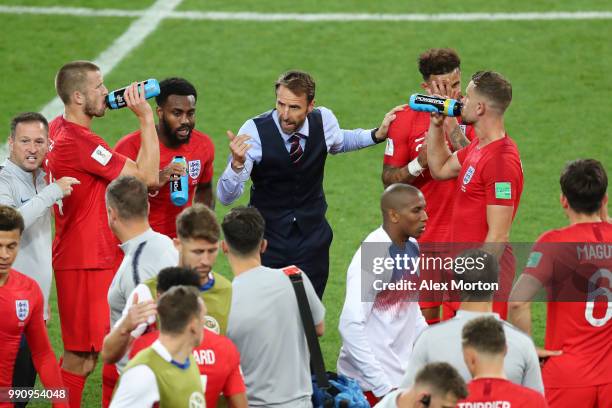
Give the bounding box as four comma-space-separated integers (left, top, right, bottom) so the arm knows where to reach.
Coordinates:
217, 107, 375, 205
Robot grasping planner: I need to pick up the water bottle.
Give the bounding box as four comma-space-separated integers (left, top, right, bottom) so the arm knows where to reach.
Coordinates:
106, 79, 160, 109
409, 94, 462, 117
170, 156, 188, 206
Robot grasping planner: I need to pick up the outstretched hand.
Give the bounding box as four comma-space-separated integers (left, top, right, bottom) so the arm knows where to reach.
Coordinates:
227, 130, 251, 172
374, 104, 407, 141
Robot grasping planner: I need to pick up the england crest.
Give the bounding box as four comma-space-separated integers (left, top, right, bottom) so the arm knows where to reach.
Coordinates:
15, 300, 29, 321
188, 160, 201, 179
463, 165, 475, 185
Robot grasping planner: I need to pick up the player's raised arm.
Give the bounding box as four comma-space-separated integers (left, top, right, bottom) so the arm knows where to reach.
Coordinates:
118, 82, 160, 187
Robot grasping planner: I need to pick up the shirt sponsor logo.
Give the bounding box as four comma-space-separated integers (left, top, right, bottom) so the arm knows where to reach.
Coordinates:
385, 139, 394, 156
16, 300, 29, 321
495, 182, 512, 199
526, 251, 543, 268
463, 166, 475, 185
188, 160, 201, 179
91, 145, 112, 166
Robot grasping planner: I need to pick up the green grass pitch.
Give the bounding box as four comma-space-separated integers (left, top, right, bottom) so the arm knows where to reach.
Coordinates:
0, 1, 610, 406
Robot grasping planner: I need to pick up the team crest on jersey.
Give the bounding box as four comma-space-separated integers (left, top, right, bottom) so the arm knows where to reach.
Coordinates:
204, 315, 220, 334
15, 300, 29, 321
463, 166, 475, 185
188, 160, 201, 179
188, 391, 205, 408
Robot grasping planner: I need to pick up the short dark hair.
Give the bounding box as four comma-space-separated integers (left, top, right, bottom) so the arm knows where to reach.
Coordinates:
157, 285, 202, 335
221, 207, 265, 256
55, 60, 100, 104
176, 204, 220, 243
275, 70, 316, 103
471, 71, 512, 113
560, 159, 608, 214
105, 176, 149, 220
414, 362, 468, 400
454, 249, 499, 302
156, 267, 200, 294
462, 316, 506, 355
418, 48, 461, 80
155, 77, 198, 107
10, 112, 48, 139
0, 205, 24, 234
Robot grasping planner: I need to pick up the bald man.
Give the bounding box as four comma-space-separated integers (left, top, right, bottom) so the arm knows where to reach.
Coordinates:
337, 184, 429, 405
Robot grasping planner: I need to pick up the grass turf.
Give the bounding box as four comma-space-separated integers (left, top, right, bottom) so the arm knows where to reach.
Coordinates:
1, 1, 610, 406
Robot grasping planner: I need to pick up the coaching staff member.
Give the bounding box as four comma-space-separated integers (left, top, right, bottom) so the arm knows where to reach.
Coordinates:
47, 60, 160, 407
217, 70, 401, 297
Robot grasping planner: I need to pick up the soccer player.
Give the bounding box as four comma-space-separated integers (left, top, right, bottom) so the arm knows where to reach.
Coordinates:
128, 267, 247, 408
103, 176, 178, 407
427, 71, 523, 320
509, 159, 611, 407
115, 77, 215, 238
102, 204, 231, 366
381, 48, 474, 324
374, 362, 467, 408
46, 60, 160, 407
457, 316, 547, 407
0, 206, 67, 408
0, 112, 78, 399
337, 184, 428, 405
401, 249, 543, 392
110, 285, 206, 408
222, 206, 325, 407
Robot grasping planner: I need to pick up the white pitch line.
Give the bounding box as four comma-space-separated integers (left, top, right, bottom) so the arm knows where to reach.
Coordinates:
0, 1, 182, 163
1, 5, 612, 22
40, 0, 183, 119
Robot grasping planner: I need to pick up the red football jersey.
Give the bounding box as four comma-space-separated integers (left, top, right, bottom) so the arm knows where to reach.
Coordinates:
384, 107, 475, 243
130, 328, 245, 408
457, 378, 548, 407
0, 270, 65, 407
47, 116, 126, 270
451, 136, 523, 243
523, 222, 612, 388
115, 129, 214, 238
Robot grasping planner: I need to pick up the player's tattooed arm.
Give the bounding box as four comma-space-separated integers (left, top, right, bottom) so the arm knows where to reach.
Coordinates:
446, 123, 470, 151
382, 164, 418, 187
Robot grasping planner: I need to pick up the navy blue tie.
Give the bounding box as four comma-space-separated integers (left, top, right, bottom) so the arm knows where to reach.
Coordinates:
288, 134, 304, 164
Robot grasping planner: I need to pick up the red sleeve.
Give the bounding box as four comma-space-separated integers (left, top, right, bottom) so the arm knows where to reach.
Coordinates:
200, 137, 214, 184
25, 286, 68, 407
464, 124, 476, 142
114, 133, 140, 161
482, 154, 522, 207
223, 341, 246, 396
78, 132, 127, 182
522, 233, 555, 284
383, 110, 416, 167
456, 144, 470, 165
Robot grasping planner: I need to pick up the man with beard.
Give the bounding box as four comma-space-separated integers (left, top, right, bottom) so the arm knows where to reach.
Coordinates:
115, 77, 215, 238
47, 60, 160, 408
218, 70, 402, 298
0, 112, 78, 405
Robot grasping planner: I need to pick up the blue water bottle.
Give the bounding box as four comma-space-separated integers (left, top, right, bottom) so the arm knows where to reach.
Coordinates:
409, 94, 462, 117
106, 78, 160, 109
170, 156, 188, 206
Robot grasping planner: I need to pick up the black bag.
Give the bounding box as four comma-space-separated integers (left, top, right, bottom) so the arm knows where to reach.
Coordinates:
283, 266, 370, 408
